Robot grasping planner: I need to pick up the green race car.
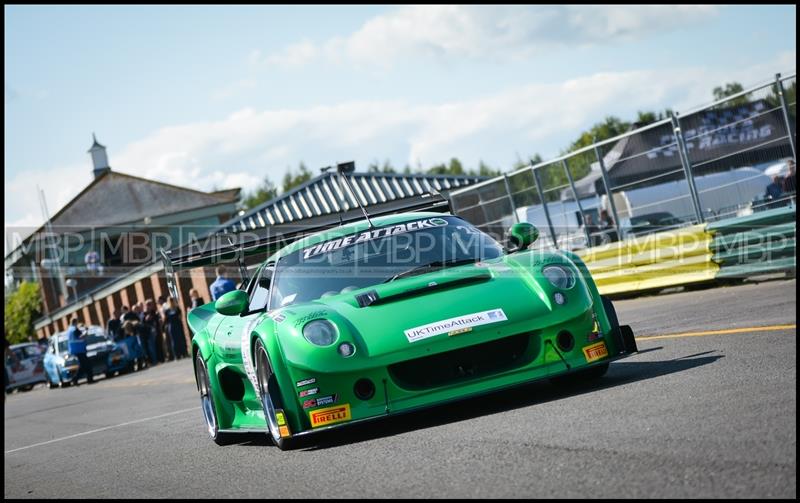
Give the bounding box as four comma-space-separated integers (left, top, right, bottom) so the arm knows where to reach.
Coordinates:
171, 209, 637, 450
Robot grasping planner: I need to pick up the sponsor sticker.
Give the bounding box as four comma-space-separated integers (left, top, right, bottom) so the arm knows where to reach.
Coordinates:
268, 311, 286, 323
303, 394, 337, 409
404, 308, 508, 343
299, 387, 319, 397
296, 377, 316, 388
448, 327, 473, 337
309, 404, 351, 428
301, 218, 449, 260
583, 341, 609, 362
293, 311, 328, 327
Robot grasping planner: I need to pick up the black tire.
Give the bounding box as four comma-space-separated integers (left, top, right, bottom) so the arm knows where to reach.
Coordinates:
254, 339, 299, 451
105, 371, 115, 379
601, 295, 637, 354
620, 324, 638, 353
21, 384, 35, 392
195, 353, 236, 446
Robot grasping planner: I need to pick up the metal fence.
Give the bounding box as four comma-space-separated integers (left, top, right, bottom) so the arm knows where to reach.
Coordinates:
450, 72, 797, 250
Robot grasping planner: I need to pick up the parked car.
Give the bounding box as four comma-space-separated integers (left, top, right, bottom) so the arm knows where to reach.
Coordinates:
5, 342, 48, 393
43, 326, 130, 388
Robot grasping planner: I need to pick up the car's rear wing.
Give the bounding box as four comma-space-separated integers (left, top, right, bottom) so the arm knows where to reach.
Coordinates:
159, 191, 452, 302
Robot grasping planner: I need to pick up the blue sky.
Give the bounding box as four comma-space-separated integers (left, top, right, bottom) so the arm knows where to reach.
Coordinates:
4, 5, 796, 234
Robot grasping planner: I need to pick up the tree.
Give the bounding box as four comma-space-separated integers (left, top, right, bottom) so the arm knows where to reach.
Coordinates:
4, 281, 42, 344
240, 176, 279, 210
713, 82, 745, 101
282, 162, 313, 193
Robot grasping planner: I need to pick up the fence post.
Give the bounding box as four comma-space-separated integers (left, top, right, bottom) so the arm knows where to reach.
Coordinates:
531, 165, 559, 249
502, 173, 520, 224
670, 112, 705, 224
775, 73, 797, 162
593, 144, 624, 241
562, 158, 591, 247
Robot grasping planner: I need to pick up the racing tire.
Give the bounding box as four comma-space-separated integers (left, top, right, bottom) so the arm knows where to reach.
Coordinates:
194, 353, 237, 446
620, 324, 637, 353
254, 339, 299, 451
601, 295, 637, 354
21, 384, 35, 392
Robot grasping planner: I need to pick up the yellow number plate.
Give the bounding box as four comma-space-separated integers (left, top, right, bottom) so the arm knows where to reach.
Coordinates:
582, 341, 608, 362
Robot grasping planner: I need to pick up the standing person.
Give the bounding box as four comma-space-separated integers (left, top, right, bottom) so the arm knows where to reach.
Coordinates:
106, 309, 123, 342
163, 297, 188, 360
142, 299, 166, 363
5, 333, 20, 402
189, 289, 205, 310
782, 159, 796, 195
67, 317, 93, 385
209, 266, 236, 301
122, 320, 146, 370
121, 305, 138, 323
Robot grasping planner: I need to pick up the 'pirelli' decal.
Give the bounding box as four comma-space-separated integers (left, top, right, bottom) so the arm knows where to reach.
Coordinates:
582, 341, 608, 362
309, 404, 351, 427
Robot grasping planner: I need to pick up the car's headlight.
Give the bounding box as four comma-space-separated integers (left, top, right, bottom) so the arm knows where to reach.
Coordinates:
542, 265, 576, 289
303, 320, 338, 347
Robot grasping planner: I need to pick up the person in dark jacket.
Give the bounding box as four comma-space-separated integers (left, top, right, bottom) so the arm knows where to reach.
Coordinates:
189, 289, 205, 310
106, 309, 123, 342
163, 297, 188, 360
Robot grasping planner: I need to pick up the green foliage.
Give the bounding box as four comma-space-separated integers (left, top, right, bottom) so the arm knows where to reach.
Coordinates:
367, 160, 398, 173
240, 176, 279, 210
282, 162, 314, 192
4, 282, 42, 344
713, 82, 745, 101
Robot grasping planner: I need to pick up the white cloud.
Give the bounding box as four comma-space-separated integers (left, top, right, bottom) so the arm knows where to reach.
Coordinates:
262, 5, 720, 68
5, 51, 793, 242
263, 40, 318, 68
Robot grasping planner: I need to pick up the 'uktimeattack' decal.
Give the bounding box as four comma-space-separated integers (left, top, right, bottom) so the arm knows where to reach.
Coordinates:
404, 309, 508, 343
302, 218, 448, 259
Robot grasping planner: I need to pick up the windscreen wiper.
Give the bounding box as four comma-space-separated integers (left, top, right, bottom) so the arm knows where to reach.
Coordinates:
382, 258, 478, 283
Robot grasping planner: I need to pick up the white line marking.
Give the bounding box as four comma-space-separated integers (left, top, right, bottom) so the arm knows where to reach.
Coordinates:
4, 407, 198, 454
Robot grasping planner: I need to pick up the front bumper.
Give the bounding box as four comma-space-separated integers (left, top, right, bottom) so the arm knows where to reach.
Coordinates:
284, 308, 632, 436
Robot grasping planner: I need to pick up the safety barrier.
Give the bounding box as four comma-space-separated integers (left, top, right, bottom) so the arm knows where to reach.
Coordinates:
708, 205, 797, 278
575, 224, 718, 295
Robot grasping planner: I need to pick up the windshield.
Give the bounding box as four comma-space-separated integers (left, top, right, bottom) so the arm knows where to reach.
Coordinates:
270, 216, 503, 308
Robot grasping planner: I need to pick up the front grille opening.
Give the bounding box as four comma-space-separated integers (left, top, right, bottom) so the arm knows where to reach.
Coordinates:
389, 332, 536, 390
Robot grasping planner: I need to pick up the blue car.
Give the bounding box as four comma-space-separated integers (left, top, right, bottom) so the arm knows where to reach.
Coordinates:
43, 326, 134, 388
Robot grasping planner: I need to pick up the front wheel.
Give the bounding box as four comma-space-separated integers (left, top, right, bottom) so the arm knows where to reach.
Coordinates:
254, 339, 299, 451
194, 353, 236, 446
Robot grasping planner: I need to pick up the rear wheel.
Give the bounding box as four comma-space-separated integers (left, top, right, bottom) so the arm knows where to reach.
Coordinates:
194, 353, 236, 446
254, 339, 298, 451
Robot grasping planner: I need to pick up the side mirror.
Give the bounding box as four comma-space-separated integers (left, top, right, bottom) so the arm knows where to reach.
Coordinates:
215, 290, 249, 316
507, 223, 539, 252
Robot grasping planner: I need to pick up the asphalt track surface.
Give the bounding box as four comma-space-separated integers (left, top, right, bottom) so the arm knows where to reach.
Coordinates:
4, 279, 796, 498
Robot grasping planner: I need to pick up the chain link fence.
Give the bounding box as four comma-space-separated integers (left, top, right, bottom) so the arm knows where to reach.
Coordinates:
450, 72, 797, 250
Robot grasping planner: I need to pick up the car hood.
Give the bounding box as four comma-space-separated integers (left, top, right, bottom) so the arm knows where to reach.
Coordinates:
273, 251, 594, 369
